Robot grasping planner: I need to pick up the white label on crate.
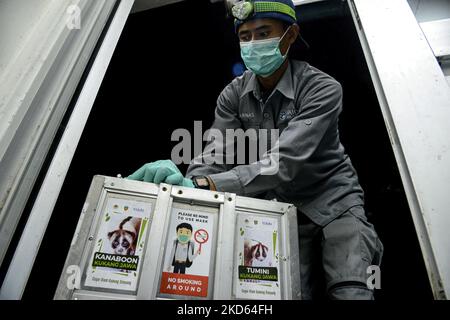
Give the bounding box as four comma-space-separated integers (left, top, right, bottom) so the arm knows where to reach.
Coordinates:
235, 214, 281, 300
159, 207, 215, 298
84, 197, 152, 292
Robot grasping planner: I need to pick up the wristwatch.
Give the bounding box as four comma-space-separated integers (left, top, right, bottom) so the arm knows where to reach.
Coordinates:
192, 176, 215, 191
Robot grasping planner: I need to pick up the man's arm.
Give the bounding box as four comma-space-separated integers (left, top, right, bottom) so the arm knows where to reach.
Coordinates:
206, 79, 343, 197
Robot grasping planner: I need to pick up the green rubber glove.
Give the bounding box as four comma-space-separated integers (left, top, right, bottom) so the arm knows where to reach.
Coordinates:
127, 160, 194, 188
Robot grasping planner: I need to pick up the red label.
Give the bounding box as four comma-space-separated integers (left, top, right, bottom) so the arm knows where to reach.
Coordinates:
159, 272, 209, 297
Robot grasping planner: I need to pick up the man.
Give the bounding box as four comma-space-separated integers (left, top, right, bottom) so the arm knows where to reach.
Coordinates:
128, 0, 383, 299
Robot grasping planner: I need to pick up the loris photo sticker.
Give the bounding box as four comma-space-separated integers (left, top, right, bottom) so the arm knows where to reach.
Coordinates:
84, 197, 152, 292
159, 207, 215, 298
235, 214, 281, 300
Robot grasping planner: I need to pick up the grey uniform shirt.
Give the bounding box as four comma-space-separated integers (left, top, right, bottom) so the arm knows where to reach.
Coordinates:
186, 60, 364, 226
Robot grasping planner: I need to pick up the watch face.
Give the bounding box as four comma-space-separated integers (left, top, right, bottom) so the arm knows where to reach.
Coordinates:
196, 178, 209, 187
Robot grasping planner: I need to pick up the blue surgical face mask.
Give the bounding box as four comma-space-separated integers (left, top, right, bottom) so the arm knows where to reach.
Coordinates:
240, 27, 291, 78
178, 234, 190, 243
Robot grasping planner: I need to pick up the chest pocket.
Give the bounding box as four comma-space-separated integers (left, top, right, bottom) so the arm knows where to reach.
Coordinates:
239, 108, 260, 130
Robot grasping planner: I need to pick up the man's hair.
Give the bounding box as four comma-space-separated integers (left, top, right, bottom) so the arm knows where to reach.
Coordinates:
176, 223, 193, 232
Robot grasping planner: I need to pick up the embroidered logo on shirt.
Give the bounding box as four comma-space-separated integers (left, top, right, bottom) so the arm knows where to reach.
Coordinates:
279, 109, 296, 121
240, 112, 255, 120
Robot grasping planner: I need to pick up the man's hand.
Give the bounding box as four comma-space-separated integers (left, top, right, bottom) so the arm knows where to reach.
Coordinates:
127, 160, 194, 188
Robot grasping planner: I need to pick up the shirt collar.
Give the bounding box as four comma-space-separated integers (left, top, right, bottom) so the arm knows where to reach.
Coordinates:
240, 61, 295, 101
240, 72, 257, 99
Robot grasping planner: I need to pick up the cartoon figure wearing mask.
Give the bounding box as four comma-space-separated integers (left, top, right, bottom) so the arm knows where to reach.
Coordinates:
167, 223, 200, 274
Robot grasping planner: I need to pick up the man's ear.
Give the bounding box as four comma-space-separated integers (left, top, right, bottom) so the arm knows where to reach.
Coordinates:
288, 23, 300, 45
280, 23, 299, 55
